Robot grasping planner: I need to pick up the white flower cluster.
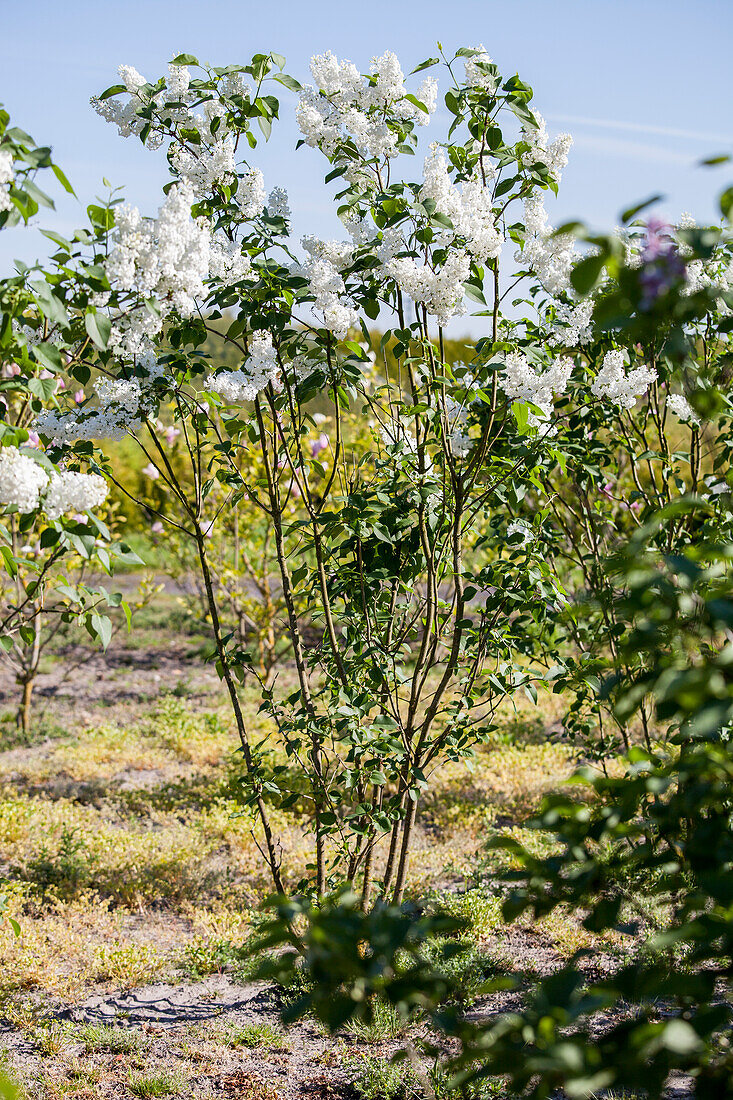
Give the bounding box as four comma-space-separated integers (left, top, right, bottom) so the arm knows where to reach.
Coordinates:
464, 46, 496, 93
205, 333, 281, 403
667, 392, 700, 427
43, 471, 109, 521
267, 187, 290, 220
93, 62, 266, 219
549, 297, 594, 347
521, 112, 573, 184
0, 447, 108, 518
35, 372, 161, 444
675, 216, 733, 299
208, 233, 252, 282
444, 395, 472, 457
591, 350, 656, 411
0, 448, 48, 512
302, 253, 359, 339
421, 148, 503, 263
234, 167, 267, 218
386, 251, 471, 327
380, 422, 417, 452
91, 65, 164, 148
500, 350, 573, 425
105, 183, 250, 357
0, 148, 14, 213
290, 354, 322, 385
302, 235, 354, 270
296, 50, 437, 162
515, 192, 577, 296
169, 135, 237, 198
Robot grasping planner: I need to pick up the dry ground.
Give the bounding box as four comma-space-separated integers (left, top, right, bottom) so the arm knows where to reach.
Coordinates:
0, 585, 631, 1099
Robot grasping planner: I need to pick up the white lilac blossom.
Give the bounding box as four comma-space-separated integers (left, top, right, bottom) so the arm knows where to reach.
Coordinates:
549, 298, 594, 348
0, 149, 14, 213
591, 350, 656, 411
386, 251, 470, 327
91, 65, 164, 149
0, 448, 48, 512
93, 61, 208, 152
375, 226, 406, 264
301, 235, 354, 270
516, 192, 577, 296
521, 112, 573, 184
109, 182, 208, 310
36, 406, 133, 444
666, 392, 700, 427
342, 211, 378, 249
302, 254, 359, 339
267, 187, 290, 219
444, 395, 472, 457
105, 183, 250, 357
464, 46, 496, 92
205, 333, 281, 403
296, 50, 437, 164
35, 373, 158, 444
208, 233, 252, 282
167, 63, 191, 100
235, 168, 266, 218
500, 350, 573, 425
420, 148, 502, 263
43, 471, 108, 520
290, 355, 323, 384
169, 135, 236, 197
380, 422, 417, 452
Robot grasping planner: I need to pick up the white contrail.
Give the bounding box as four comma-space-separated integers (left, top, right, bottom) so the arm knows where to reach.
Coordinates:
547, 114, 729, 146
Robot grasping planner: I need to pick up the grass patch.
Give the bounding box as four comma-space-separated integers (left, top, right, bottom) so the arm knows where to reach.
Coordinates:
345, 1000, 411, 1042
217, 1020, 288, 1049
126, 1070, 185, 1098
75, 1020, 148, 1053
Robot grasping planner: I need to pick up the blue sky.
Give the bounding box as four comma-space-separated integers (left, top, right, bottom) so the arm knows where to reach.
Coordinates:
1, 0, 731, 329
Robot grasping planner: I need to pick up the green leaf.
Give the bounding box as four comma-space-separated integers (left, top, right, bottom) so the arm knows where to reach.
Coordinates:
90, 612, 112, 651
172, 53, 199, 65
411, 57, 440, 74
28, 375, 59, 401
621, 194, 664, 224
32, 341, 63, 374
464, 282, 486, 305
98, 84, 126, 101
29, 280, 68, 327
273, 74, 302, 92
84, 310, 111, 351
570, 252, 607, 295
51, 164, 75, 196
720, 186, 733, 222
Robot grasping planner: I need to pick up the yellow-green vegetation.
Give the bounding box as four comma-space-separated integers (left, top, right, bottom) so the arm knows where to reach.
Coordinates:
0, 680, 611, 1014
0, 614, 629, 1099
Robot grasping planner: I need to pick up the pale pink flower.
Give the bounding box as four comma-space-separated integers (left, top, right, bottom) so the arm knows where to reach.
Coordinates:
74, 389, 85, 404
151, 520, 164, 535
311, 432, 329, 458
142, 463, 160, 480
